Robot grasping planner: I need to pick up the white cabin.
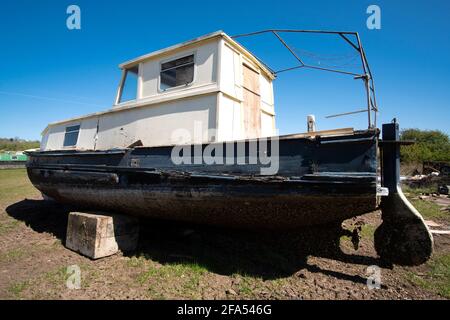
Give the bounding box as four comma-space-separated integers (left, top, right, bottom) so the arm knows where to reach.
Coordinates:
40, 31, 276, 151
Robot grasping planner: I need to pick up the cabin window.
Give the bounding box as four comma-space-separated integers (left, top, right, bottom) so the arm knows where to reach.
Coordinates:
118, 66, 139, 103
160, 54, 194, 90
63, 125, 80, 147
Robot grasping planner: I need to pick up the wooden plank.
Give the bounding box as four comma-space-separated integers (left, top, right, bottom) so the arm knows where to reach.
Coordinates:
281, 127, 354, 139
242, 64, 261, 139
243, 88, 261, 138
242, 64, 260, 95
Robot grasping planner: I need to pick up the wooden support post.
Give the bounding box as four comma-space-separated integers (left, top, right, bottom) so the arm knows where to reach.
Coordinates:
66, 212, 139, 259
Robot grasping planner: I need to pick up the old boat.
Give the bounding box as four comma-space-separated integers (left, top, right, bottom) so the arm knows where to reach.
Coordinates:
26, 30, 433, 264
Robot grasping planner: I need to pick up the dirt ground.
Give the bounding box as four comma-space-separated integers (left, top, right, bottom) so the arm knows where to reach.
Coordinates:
0, 169, 449, 300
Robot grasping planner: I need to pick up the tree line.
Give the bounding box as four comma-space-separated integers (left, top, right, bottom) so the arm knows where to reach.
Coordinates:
0, 138, 40, 152
400, 129, 450, 163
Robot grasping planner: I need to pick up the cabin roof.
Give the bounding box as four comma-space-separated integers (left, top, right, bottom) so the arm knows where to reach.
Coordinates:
119, 30, 275, 79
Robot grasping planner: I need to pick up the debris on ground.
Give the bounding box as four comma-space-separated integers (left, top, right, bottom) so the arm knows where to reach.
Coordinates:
438, 185, 449, 195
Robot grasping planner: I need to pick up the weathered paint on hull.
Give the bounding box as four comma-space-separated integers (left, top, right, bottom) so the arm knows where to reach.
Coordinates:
26, 130, 379, 229
27, 175, 377, 229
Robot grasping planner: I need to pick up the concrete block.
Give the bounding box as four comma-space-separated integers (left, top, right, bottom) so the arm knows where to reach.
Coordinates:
66, 212, 139, 259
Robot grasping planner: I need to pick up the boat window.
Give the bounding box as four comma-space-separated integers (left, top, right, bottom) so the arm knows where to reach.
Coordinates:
160, 54, 194, 90
63, 125, 80, 147
119, 66, 139, 103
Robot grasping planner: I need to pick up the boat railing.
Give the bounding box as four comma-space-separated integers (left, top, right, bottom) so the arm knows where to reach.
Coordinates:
232, 29, 379, 129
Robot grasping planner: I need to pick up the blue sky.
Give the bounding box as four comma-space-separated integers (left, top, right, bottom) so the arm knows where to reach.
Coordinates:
0, 0, 449, 140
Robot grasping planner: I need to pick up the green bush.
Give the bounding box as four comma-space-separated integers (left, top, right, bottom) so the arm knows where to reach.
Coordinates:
400, 129, 450, 163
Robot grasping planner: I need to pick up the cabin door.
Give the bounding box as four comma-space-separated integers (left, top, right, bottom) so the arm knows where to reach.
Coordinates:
242, 64, 261, 139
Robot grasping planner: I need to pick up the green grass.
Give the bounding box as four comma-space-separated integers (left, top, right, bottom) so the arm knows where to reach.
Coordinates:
403, 184, 449, 298
5, 265, 79, 299
360, 224, 376, 239
127, 256, 146, 268
0, 169, 39, 204
7, 280, 29, 298
402, 184, 438, 197
402, 184, 449, 222
407, 254, 450, 299
237, 278, 253, 296
0, 169, 37, 237
44, 266, 70, 286
409, 199, 447, 221
138, 262, 207, 284
339, 224, 376, 247
147, 287, 166, 300
0, 248, 26, 263
0, 219, 21, 236
229, 274, 289, 299
138, 262, 208, 298
30, 264, 91, 298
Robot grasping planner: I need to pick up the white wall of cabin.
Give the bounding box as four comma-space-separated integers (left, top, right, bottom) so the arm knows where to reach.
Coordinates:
96, 94, 217, 149
41, 117, 98, 151
137, 39, 218, 101
42, 94, 218, 151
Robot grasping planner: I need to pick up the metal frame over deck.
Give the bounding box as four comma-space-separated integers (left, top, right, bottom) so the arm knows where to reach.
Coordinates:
232, 29, 378, 129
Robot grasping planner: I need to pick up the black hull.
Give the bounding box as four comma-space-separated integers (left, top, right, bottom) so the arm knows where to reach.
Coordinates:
26, 130, 379, 229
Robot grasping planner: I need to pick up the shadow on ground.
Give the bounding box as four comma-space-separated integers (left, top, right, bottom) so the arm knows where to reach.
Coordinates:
7, 199, 383, 282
